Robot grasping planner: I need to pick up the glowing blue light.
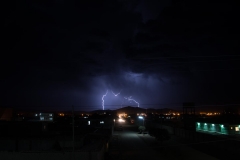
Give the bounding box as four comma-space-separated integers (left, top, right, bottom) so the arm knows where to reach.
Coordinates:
197, 123, 200, 125
212, 124, 215, 126
204, 123, 207, 125
102, 90, 108, 110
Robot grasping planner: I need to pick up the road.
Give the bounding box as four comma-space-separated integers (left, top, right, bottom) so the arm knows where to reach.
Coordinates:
108, 124, 160, 160
107, 124, 219, 160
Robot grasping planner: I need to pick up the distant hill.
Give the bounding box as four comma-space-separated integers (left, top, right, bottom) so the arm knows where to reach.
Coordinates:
115, 106, 180, 114
90, 109, 116, 114
116, 106, 142, 114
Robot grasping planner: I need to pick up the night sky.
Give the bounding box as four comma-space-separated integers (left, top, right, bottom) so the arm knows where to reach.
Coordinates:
2, 0, 240, 111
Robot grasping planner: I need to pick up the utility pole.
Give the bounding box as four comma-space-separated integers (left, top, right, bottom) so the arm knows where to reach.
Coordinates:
72, 105, 75, 160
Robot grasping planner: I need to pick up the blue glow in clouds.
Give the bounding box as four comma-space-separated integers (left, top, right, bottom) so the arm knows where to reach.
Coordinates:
102, 90, 108, 110
124, 96, 139, 107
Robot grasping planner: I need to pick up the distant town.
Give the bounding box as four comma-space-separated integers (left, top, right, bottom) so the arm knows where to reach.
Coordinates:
0, 103, 240, 160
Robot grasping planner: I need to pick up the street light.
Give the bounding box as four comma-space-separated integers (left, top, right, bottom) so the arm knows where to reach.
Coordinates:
118, 118, 125, 123
138, 116, 145, 135
138, 116, 144, 126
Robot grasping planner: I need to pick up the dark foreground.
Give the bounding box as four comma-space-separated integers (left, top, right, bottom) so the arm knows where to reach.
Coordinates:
107, 124, 219, 160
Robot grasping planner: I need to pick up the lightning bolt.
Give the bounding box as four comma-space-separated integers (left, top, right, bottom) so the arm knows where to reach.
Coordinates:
102, 90, 108, 110
124, 96, 139, 107
111, 90, 121, 96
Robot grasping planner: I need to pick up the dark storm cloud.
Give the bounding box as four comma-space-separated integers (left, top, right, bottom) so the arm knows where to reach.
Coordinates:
135, 0, 171, 23
121, 1, 240, 105
1, 0, 144, 108
128, 1, 240, 73
1, 1, 240, 110
3, 1, 140, 73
